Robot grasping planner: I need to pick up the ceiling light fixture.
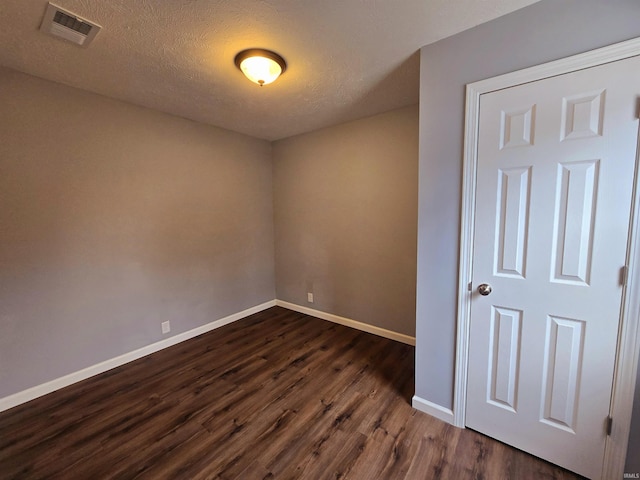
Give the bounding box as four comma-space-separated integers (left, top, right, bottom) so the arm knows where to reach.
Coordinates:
234, 49, 287, 86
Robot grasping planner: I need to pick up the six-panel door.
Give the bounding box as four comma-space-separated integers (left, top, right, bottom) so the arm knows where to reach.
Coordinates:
466, 55, 640, 479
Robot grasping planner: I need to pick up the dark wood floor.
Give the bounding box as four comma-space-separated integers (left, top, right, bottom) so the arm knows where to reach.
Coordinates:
0, 307, 583, 479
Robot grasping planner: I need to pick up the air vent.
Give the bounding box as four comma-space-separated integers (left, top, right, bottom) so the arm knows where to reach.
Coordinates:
40, 2, 101, 47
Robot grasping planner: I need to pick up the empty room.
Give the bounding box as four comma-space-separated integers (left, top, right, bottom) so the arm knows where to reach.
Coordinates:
1, 1, 640, 479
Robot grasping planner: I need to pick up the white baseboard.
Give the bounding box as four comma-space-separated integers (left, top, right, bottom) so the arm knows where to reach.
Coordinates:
1, 299, 415, 413
0, 300, 276, 413
412, 395, 455, 424
275, 300, 415, 346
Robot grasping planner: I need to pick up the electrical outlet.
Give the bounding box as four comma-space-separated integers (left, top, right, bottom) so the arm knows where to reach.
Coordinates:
161, 321, 170, 334
307, 292, 314, 303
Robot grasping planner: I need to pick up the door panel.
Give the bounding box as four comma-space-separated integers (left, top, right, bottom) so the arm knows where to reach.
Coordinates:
495, 166, 531, 278
488, 306, 522, 411
466, 55, 640, 479
551, 159, 598, 285
541, 315, 585, 432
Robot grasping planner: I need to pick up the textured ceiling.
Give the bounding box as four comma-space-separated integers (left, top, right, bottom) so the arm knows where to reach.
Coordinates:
0, 0, 538, 140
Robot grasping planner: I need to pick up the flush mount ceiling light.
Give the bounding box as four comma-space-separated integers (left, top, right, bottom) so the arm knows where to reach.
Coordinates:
234, 49, 287, 86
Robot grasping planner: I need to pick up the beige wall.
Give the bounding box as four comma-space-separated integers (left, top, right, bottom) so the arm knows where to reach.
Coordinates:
0, 67, 419, 401
273, 106, 419, 336
0, 67, 275, 398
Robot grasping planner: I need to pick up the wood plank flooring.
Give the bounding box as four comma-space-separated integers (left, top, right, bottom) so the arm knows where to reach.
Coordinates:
0, 307, 583, 479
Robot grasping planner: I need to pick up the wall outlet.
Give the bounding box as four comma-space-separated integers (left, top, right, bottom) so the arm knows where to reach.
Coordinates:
161, 321, 170, 334
307, 292, 314, 303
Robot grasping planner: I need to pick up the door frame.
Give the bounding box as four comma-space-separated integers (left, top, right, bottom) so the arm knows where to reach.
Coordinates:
454, 36, 640, 479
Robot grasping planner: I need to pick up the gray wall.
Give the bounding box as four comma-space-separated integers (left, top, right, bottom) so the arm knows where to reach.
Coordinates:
414, 0, 640, 473
0, 67, 275, 398
273, 106, 418, 336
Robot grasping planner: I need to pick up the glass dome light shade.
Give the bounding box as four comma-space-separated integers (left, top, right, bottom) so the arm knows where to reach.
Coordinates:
235, 49, 287, 86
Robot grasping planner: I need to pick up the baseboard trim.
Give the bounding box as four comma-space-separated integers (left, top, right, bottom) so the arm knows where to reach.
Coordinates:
275, 300, 415, 346
1, 299, 415, 412
0, 300, 276, 413
412, 395, 455, 424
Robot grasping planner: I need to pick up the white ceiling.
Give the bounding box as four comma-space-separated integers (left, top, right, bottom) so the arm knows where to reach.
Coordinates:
0, 0, 538, 140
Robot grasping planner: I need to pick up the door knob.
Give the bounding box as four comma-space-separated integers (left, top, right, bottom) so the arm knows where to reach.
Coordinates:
478, 283, 492, 296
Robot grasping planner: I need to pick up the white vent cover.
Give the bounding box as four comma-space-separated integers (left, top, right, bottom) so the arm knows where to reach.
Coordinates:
39, 2, 101, 47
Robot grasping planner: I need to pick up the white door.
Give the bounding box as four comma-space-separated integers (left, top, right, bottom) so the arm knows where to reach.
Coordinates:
466, 55, 640, 479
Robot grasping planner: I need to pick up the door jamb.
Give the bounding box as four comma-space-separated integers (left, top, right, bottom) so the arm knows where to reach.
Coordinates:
454, 36, 640, 479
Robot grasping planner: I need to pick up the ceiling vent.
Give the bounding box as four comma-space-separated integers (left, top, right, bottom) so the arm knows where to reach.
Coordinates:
40, 2, 101, 47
